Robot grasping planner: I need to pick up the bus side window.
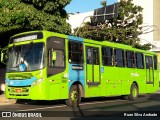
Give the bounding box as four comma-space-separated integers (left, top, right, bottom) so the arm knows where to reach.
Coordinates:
114, 49, 125, 67
93, 48, 99, 65
146, 56, 153, 69
102, 47, 113, 66
87, 48, 92, 64
48, 49, 65, 67
146, 59, 149, 69
68, 41, 83, 64
154, 55, 157, 70
48, 49, 52, 67
126, 51, 135, 68
136, 52, 144, 69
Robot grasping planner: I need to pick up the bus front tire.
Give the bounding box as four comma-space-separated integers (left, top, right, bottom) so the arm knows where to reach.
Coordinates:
68, 85, 81, 107
128, 83, 138, 101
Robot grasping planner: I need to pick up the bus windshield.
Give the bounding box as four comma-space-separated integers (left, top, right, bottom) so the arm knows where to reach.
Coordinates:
7, 42, 44, 72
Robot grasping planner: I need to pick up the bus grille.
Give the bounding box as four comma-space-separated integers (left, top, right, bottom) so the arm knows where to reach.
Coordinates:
8, 87, 29, 93
9, 94, 29, 96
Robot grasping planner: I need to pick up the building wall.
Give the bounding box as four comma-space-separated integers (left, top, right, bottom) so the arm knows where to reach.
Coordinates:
152, 0, 160, 51
132, 0, 153, 44
153, 0, 160, 41
67, 11, 93, 33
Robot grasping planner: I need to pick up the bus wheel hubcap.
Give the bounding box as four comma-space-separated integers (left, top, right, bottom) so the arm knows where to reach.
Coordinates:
71, 91, 78, 102
133, 88, 137, 97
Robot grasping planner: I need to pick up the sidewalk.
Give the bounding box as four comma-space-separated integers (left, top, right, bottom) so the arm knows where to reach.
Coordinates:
0, 93, 16, 105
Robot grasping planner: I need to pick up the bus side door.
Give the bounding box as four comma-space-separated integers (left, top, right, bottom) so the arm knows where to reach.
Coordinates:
86, 46, 101, 97
145, 56, 154, 92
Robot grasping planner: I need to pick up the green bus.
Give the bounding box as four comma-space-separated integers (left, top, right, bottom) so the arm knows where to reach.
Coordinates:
1, 30, 159, 106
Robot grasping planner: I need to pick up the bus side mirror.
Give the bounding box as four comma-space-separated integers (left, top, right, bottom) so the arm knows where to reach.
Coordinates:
52, 51, 57, 61
1, 48, 8, 64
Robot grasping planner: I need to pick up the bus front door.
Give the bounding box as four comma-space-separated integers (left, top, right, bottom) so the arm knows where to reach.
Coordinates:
86, 46, 101, 97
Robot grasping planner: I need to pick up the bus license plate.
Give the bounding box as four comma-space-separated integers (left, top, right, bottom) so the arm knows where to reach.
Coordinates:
15, 88, 22, 93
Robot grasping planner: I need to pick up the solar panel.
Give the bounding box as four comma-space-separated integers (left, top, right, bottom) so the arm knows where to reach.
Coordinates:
93, 3, 118, 23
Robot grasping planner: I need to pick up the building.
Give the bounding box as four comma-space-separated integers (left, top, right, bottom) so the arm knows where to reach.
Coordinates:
67, 11, 93, 33
128, 0, 160, 52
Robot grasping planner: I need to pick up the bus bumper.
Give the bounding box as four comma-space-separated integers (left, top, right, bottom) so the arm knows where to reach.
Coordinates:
5, 84, 48, 100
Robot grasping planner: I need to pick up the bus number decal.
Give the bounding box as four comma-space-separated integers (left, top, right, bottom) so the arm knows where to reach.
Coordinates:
131, 72, 139, 77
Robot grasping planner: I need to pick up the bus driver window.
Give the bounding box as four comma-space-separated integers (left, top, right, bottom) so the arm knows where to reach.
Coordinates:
48, 49, 64, 67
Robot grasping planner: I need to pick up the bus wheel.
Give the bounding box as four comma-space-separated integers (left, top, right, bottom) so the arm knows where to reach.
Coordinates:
128, 83, 138, 101
68, 85, 81, 107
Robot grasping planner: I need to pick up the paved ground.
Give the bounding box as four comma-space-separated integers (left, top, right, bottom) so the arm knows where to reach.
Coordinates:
0, 93, 16, 105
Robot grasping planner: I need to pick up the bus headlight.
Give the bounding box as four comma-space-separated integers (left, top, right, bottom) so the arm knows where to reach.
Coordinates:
32, 78, 44, 86
32, 81, 36, 86
37, 78, 44, 84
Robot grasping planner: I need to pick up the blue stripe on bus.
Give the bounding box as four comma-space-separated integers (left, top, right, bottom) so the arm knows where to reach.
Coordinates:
68, 35, 84, 42
6, 77, 37, 86
68, 64, 85, 90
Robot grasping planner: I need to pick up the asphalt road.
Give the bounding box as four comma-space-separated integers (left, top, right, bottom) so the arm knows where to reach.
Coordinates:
0, 93, 160, 120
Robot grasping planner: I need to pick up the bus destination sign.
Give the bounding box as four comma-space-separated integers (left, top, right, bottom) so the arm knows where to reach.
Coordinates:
10, 32, 43, 44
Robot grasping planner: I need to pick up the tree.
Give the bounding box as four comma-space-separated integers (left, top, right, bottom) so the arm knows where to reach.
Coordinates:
74, 0, 151, 50
101, 0, 107, 7
0, 0, 71, 47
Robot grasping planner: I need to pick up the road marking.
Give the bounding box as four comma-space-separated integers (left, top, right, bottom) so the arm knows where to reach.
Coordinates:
17, 105, 67, 111
80, 99, 125, 106
17, 99, 125, 111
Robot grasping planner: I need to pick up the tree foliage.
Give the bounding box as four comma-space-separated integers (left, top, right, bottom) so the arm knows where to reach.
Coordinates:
101, 0, 107, 7
0, 0, 71, 47
74, 0, 151, 50
0, 0, 71, 34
